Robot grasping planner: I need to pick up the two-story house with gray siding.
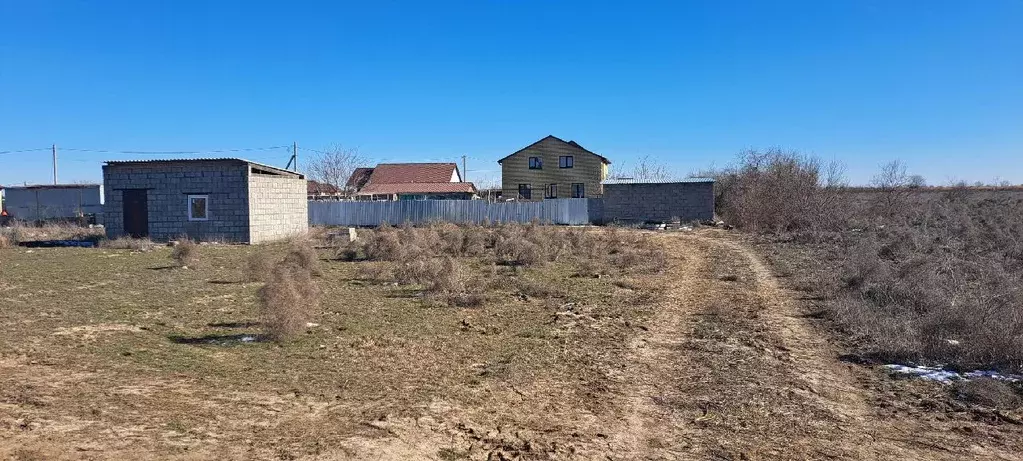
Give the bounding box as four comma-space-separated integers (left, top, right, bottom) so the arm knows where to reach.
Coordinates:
498, 135, 611, 200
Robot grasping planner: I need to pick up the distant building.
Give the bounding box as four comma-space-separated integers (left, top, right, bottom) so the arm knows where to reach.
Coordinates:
0, 184, 104, 222
345, 163, 477, 200
498, 135, 611, 200
103, 158, 307, 243
308, 180, 343, 201
599, 178, 715, 223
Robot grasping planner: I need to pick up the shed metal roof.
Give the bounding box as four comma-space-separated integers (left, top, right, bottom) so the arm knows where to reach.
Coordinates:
602, 178, 715, 185
103, 158, 303, 178
1, 183, 101, 190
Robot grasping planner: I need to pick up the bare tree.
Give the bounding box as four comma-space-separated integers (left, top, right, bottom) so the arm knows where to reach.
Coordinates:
306, 145, 367, 198
870, 160, 916, 217
608, 155, 676, 181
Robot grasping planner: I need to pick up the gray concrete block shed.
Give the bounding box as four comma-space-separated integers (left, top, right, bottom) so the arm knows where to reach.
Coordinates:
102, 158, 307, 243
598, 178, 715, 223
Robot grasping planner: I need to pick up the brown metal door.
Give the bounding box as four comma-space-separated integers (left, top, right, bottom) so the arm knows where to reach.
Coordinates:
122, 189, 149, 238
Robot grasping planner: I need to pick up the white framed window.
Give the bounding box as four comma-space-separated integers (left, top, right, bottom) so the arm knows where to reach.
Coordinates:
188, 195, 209, 221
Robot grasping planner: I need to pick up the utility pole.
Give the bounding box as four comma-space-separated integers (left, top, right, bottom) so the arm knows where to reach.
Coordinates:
461, 155, 467, 182
52, 144, 58, 184
293, 142, 298, 172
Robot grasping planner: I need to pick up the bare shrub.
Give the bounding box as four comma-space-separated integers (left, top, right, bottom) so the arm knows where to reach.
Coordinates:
363, 225, 405, 261
423, 257, 485, 307
170, 238, 200, 268
284, 238, 321, 276
461, 225, 489, 256
952, 378, 1022, 410
0, 231, 15, 249
392, 257, 445, 286
709, 149, 849, 235
259, 264, 318, 342
495, 235, 546, 267
831, 196, 1023, 372
514, 277, 565, 299
246, 251, 276, 282
870, 160, 920, 218
99, 236, 158, 251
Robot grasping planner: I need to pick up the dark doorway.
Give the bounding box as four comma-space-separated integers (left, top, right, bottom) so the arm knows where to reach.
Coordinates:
122, 189, 149, 238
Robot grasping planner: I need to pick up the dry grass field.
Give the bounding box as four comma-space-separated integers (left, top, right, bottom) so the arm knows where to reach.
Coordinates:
1, 224, 1021, 460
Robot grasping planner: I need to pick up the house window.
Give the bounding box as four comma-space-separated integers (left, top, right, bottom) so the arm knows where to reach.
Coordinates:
528, 157, 542, 169
559, 156, 574, 168
571, 183, 585, 198
517, 184, 532, 200
188, 195, 209, 221
545, 184, 558, 199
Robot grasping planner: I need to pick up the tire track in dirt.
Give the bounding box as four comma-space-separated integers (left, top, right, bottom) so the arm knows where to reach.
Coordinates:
608, 231, 921, 459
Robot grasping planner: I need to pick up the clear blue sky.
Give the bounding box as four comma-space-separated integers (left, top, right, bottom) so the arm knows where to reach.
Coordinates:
2, 0, 1021, 187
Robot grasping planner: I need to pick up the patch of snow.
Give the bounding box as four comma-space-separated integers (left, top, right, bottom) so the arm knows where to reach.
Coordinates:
305, 322, 320, 328
240, 336, 257, 342
884, 364, 1022, 383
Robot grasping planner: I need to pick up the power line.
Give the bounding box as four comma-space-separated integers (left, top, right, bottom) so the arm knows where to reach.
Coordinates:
0, 148, 51, 155
59, 145, 291, 155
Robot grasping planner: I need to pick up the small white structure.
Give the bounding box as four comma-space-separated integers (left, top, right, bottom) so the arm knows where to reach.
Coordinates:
1, 184, 104, 221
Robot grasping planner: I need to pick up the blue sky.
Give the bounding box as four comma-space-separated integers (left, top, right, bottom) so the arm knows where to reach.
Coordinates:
1, 0, 1021, 187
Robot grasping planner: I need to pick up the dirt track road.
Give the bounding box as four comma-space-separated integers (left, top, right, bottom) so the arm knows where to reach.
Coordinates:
343, 230, 1023, 460
602, 230, 1022, 460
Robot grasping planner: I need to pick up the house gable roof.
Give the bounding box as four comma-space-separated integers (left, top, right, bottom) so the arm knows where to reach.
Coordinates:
356, 182, 477, 196
308, 180, 340, 195
345, 167, 375, 190
364, 163, 461, 184
496, 135, 611, 165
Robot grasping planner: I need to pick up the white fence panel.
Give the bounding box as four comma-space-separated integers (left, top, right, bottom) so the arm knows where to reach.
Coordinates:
308, 199, 592, 226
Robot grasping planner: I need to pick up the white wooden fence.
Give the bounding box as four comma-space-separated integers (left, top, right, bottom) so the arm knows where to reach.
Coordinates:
309, 199, 595, 226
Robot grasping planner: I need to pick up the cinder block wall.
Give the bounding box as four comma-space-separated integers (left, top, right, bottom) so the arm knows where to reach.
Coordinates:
103, 163, 250, 242
248, 173, 308, 244
600, 182, 714, 223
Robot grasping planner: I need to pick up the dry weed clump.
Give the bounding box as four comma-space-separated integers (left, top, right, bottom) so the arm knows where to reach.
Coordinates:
170, 238, 200, 268
246, 251, 276, 282
0, 231, 16, 249
337, 222, 667, 274
99, 236, 158, 251
331, 222, 667, 306
258, 246, 322, 342
0, 221, 105, 242
952, 378, 1023, 410
423, 257, 485, 307
832, 196, 1023, 373
284, 238, 321, 276
702, 149, 850, 235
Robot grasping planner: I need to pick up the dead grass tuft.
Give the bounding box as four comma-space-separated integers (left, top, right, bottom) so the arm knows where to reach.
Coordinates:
99, 236, 158, 251
952, 378, 1023, 410
258, 245, 322, 342
284, 238, 321, 276
170, 238, 200, 268
0, 232, 15, 249
246, 251, 276, 282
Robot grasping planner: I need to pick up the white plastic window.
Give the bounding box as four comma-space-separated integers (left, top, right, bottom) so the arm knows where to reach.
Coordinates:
188, 195, 209, 221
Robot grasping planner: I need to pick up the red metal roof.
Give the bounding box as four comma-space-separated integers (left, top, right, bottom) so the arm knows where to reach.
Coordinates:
365, 163, 460, 184
356, 182, 477, 195
345, 167, 375, 190
307, 180, 340, 195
